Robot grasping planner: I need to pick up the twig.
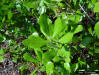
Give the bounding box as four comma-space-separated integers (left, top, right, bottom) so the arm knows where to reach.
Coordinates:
79, 4, 95, 24
65, 1, 71, 8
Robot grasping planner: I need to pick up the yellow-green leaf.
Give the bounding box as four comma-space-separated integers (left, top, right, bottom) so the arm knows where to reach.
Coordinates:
22, 35, 49, 49
59, 32, 73, 44
94, 2, 99, 12
94, 22, 99, 38
74, 25, 83, 34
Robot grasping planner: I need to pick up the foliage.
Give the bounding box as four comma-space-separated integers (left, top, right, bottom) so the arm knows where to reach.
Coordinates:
0, 0, 99, 75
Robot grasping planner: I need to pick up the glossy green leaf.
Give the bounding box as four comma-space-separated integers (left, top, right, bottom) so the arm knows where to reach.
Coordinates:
91, 0, 96, 5
39, 14, 53, 38
23, 1, 39, 8
59, 32, 73, 44
94, 2, 99, 12
74, 25, 83, 34
78, 58, 86, 66
39, 6, 46, 14
58, 47, 70, 58
46, 61, 54, 75
68, 15, 82, 24
35, 50, 42, 62
53, 18, 66, 38
23, 53, 37, 63
22, 35, 49, 49
94, 22, 99, 38
65, 57, 71, 63
39, 14, 49, 36
53, 56, 61, 62
64, 63, 71, 71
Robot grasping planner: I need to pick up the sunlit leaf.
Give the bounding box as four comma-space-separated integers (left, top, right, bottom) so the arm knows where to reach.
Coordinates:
23, 53, 37, 63
0, 56, 4, 62
22, 35, 49, 49
94, 2, 99, 12
23, 1, 39, 8
39, 14, 53, 38
74, 25, 83, 34
53, 18, 66, 38
64, 63, 71, 71
59, 32, 73, 44
94, 22, 99, 38
46, 61, 54, 75
0, 49, 6, 55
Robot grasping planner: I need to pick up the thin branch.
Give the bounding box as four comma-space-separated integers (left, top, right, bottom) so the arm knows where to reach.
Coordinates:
79, 4, 95, 24
65, 1, 71, 8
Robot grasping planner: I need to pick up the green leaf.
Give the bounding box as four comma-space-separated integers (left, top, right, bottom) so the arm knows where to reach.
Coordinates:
0, 56, 4, 62
78, 57, 86, 66
23, 1, 39, 8
53, 56, 61, 62
71, 63, 78, 72
64, 63, 71, 71
42, 49, 57, 65
53, 18, 66, 38
39, 6, 46, 14
95, 47, 99, 53
51, 0, 62, 2
35, 50, 42, 62
22, 35, 49, 49
8, 11, 13, 20
73, 0, 77, 5
68, 15, 82, 24
39, 14, 48, 35
74, 25, 83, 34
58, 47, 70, 58
88, 3, 93, 9
94, 2, 99, 12
40, 66, 46, 72
94, 22, 99, 38
88, 26, 93, 35
23, 53, 37, 63
65, 57, 71, 63
20, 65, 28, 72
59, 32, 73, 44
91, 0, 96, 5
39, 14, 53, 38
46, 61, 54, 75
55, 66, 63, 73
0, 49, 6, 55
